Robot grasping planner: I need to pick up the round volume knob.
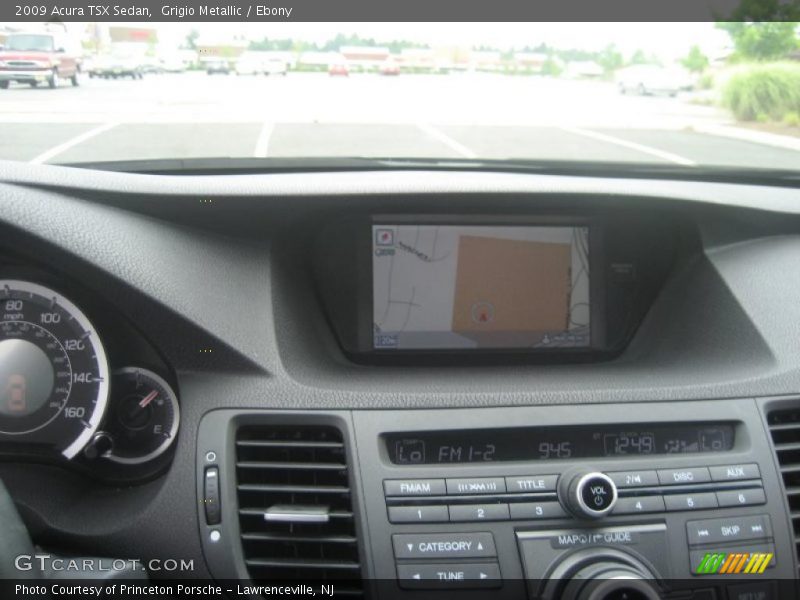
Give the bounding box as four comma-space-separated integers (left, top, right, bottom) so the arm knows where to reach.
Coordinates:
563, 471, 617, 518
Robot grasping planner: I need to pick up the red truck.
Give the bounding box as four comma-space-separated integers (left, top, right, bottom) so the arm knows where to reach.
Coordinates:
0, 32, 80, 89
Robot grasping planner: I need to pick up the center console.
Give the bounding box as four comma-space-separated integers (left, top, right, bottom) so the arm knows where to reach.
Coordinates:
197, 398, 799, 600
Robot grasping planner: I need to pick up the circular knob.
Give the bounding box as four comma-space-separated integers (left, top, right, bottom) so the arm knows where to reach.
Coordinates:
543, 548, 660, 600
563, 471, 617, 518
564, 562, 660, 600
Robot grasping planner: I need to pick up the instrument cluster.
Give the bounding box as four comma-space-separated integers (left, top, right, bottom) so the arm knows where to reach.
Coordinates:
0, 278, 180, 482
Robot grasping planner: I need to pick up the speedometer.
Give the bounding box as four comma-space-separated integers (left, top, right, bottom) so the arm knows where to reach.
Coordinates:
0, 280, 109, 459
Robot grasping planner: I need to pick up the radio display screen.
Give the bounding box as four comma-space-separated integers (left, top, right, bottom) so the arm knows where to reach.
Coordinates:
372, 224, 590, 350
385, 423, 735, 464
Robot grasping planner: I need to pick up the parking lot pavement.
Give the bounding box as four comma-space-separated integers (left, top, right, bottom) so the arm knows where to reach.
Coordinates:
0, 72, 797, 168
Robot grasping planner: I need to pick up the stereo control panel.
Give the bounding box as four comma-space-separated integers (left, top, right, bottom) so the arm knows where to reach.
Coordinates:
352, 399, 798, 600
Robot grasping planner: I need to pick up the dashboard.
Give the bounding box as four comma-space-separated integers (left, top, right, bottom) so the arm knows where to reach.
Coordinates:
1, 160, 800, 600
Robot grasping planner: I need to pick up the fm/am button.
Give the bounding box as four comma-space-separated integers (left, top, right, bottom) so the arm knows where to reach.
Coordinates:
383, 479, 446, 497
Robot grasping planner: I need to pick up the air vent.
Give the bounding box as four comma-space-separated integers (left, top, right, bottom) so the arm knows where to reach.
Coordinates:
235, 424, 363, 595
767, 406, 800, 574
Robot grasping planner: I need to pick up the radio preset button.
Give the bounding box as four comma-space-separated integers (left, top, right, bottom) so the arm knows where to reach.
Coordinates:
607, 470, 659, 488
664, 492, 719, 512
716, 487, 766, 508
392, 532, 497, 559
709, 464, 760, 482
509, 501, 568, 520
383, 479, 446, 497
687, 515, 772, 546
388, 505, 448, 523
396, 562, 502, 589
505, 475, 558, 493
612, 495, 666, 515
449, 503, 510, 522
657, 467, 712, 486
446, 477, 506, 495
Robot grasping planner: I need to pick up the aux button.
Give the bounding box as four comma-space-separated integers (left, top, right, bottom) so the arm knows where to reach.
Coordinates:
561, 471, 618, 519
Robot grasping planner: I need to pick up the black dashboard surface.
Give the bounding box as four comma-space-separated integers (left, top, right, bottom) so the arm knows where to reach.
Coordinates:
1, 159, 800, 586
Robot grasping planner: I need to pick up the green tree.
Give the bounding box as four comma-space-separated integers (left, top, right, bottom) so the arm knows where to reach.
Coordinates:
597, 44, 624, 74
682, 45, 710, 73
184, 28, 199, 50
717, 22, 799, 60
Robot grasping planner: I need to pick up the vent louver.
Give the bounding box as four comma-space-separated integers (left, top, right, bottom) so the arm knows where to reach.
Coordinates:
767, 406, 800, 575
236, 424, 363, 595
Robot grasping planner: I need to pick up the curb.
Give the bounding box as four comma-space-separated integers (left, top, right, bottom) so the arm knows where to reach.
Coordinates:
695, 124, 800, 152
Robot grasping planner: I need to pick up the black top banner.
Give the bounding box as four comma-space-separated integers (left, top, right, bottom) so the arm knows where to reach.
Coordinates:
1, 0, 798, 22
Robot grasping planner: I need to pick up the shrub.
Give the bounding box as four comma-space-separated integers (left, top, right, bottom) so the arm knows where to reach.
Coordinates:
722, 63, 800, 122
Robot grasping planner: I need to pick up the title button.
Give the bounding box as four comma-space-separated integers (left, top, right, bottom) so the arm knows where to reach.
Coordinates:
505, 475, 558, 493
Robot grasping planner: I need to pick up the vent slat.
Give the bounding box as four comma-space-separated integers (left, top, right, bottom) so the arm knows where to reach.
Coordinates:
236, 424, 362, 594
767, 406, 800, 576
242, 532, 358, 544
237, 439, 344, 449
238, 483, 351, 494
246, 558, 361, 570
237, 461, 347, 470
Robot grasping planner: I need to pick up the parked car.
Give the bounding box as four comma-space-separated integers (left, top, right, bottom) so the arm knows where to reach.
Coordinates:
328, 63, 349, 77
263, 58, 288, 76
234, 54, 263, 76
379, 60, 401, 76
0, 32, 80, 89
205, 59, 231, 75
91, 52, 144, 79
616, 65, 695, 96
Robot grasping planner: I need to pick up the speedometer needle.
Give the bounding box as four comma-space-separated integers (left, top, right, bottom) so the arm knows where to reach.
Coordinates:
139, 389, 158, 408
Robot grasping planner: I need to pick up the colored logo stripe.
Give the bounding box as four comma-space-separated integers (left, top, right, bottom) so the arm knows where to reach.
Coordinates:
696, 552, 773, 574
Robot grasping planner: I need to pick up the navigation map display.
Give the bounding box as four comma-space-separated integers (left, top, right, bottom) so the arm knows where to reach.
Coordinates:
372, 224, 590, 350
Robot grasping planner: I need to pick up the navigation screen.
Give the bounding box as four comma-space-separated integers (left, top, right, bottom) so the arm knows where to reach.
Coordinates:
372, 224, 590, 350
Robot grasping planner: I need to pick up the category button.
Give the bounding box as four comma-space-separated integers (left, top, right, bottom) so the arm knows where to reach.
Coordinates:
446, 477, 506, 495
392, 532, 497, 560
709, 464, 760, 482
397, 562, 501, 589
383, 479, 446, 496
505, 475, 558, 493
607, 470, 659, 488
716, 488, 766, 508
657, 467, 712, 486
612, 495, 666, 515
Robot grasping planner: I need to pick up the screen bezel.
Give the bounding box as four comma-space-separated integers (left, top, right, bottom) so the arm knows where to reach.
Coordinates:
357, 214, 607, 359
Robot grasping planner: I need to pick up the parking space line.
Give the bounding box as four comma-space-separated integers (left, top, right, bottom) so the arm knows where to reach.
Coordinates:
253, 122, 274, 157
560, 126, 697, 166
417, 123, 477, 159
30, 122, 120, 164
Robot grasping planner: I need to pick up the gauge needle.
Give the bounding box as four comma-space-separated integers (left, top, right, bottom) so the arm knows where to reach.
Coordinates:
139, 389, 158, 408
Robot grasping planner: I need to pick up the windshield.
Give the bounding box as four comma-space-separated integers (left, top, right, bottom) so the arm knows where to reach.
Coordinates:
1, 22, 799, 170
5, 34, 54, 52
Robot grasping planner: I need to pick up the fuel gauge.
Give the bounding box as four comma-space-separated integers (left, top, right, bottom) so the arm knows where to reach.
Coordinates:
104, 367, 179, 464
